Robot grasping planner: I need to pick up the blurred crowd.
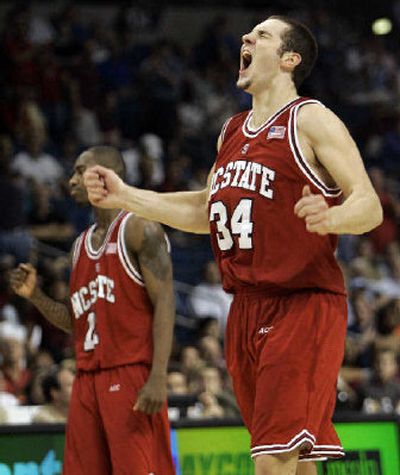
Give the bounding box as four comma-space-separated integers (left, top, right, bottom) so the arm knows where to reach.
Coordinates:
1, 1, 400, 424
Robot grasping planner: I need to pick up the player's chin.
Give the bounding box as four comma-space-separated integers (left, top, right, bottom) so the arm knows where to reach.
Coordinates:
236, 76, 251, 91
71, 189, 90, 205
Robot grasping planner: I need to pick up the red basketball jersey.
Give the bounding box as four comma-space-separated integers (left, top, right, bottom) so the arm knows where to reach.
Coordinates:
69, 211, 154, 371
209, 97, 345, 295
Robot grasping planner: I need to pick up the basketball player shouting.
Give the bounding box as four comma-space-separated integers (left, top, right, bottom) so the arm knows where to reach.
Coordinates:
83, 17, 382, 475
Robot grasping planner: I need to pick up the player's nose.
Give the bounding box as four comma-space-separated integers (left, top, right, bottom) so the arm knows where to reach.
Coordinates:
242, 31, 254, 44
69, 174, 78, 188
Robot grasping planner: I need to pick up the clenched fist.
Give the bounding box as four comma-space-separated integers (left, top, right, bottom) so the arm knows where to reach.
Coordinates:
84, 165, 126, 209
294, 185, 332, 235
10, 263, 38, 299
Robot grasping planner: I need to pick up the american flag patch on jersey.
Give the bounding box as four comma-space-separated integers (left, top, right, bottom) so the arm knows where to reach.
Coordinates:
106, 242, 117, 254
267, 126, 286, 139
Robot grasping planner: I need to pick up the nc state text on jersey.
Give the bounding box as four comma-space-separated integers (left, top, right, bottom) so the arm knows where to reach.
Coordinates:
210, 160, 276, 199
71, 275, 116, 318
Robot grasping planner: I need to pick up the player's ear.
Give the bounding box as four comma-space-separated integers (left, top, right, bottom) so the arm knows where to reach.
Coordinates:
281, 51, 302, 73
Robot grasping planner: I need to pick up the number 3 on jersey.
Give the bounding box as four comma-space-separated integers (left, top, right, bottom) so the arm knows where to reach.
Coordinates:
210, 199, 254, 251
84, 312, 99, 351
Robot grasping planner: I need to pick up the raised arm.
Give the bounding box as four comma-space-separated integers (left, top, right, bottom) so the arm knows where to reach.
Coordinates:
126, 217, 175, 414
294, 104, 383, 235
84, 165, 215, 234
10, 263, 72, 333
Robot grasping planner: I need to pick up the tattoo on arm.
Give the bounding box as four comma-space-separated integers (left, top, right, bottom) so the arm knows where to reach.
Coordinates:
139, 223, 171, 281
31, 287, 72, 334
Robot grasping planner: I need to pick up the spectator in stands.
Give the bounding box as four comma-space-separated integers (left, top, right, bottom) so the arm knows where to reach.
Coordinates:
0, 135, 34, 263
32, 366, 74, 423
12, 129, 64, 188
122, 134, 165, 188
197, 317, 223, 341
27, 181, 75, 252
199, 335, 225, 372
347, 288, 377, 368
190, 261, 232, 330
0, 322, 31, 403
198, 366, 239, 418
368, 168, 399, 254
0, 369, 19, 408
167, 371, 189, 396
180, 346, 206, 393
360, 349, 400, 414
30, 349, 55, 373
375, 299, 400, 354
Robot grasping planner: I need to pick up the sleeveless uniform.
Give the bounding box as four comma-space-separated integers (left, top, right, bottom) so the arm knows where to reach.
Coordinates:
209, 97, 347, 461
63, 211, 174, 475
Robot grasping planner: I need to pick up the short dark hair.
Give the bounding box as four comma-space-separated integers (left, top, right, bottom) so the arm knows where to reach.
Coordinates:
270, 15, 318, 89
87, 145, 126, 179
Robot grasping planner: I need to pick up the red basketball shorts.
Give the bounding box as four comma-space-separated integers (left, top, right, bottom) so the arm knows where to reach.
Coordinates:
225, 290, 347, 462
63, 364, 175, 475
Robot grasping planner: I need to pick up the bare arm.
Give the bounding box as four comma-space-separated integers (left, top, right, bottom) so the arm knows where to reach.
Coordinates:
84, 164, 217, 234
294, 105, 383, 235
118, 186, 211, 234
126, 217, 175, 413
10, 263, 72, 334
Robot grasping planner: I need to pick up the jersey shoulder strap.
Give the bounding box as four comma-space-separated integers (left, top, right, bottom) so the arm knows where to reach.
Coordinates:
220, 111, 249, 145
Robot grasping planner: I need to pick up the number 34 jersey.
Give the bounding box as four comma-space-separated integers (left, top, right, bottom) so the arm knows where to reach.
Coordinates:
69, 211, 154, 371
209, 97, 345, 296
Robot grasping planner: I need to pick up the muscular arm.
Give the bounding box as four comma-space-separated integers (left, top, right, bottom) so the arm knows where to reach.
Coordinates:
296, 105, 383, 234
126, 217, 175, 413
10, 263, 72, 334
84, 160, 219, 235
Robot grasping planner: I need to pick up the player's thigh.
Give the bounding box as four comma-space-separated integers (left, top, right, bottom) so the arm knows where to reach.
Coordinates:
97, 365, 174, 475
63, 373, 111, 475
224, 295, 257, 430
251, 292, 346, 451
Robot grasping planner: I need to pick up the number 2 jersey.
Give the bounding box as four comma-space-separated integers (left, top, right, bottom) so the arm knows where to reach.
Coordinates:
69, 211, 154, 371
209, 97, 346, 296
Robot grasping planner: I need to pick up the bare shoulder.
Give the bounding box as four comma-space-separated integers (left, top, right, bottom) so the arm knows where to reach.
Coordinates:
123, 214, 166, 254
297, 103, 349, 141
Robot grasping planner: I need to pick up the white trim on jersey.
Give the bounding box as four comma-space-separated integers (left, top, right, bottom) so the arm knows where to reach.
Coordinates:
288, 100, 342, 198
242, 97, 300, 139
71, 234, 84, 269
220, 117, 232, 144
117, 213, 145, 287
85, 211, 125, 260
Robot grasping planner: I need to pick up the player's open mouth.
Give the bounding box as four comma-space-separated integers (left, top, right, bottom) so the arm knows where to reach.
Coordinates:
241, 50, 253, 71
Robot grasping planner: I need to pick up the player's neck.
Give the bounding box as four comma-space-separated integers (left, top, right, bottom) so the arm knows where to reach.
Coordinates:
93, 208, 121, 231
250, 80, 298, 129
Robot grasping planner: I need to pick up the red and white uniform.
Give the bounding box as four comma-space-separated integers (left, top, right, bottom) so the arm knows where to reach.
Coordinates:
64, 211, 174, 475
70, 211, 153, 370
209, 96, 345, 296
209, 97, 347, 461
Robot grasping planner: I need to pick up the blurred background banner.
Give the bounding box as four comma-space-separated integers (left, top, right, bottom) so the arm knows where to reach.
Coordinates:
0, 415, 399, 474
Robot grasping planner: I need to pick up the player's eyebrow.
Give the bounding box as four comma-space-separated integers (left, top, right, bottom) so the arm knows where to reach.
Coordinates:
252, 26, 273, 37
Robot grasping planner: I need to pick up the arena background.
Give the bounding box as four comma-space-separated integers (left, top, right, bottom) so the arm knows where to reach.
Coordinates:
0, 1, 400, 474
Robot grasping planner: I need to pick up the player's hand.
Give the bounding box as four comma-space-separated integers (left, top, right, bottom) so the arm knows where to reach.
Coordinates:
9, 263, 38, 299
83, 165, 126, 209
294, 185, 332, 235
133, 373, 167, 414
